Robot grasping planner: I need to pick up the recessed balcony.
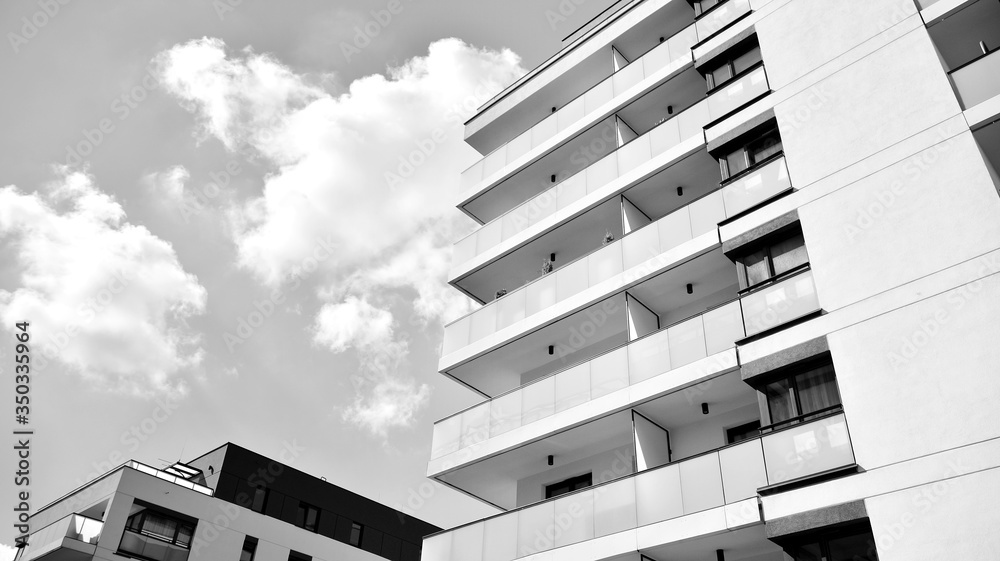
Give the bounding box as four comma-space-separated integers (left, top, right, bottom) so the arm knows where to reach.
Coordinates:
460, 24, 700, 217
431, 300, 745, 467
451, 65, 772, 287
694, 0, 752, 43
423, 411, 856, 561
739, 265, 820, 338
15, 514, 102, 561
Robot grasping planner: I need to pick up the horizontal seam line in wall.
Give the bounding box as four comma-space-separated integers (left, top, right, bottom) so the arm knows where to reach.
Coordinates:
814, 247, 1000, 339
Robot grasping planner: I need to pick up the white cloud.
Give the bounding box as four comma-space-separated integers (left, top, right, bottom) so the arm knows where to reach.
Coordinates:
0, 171, 208, 396
0, 544, 15, 561
143, 165, 189, 203
157, 36, 523, 435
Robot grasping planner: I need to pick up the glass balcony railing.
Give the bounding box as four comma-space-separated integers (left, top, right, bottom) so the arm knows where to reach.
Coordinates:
740, 266, 820, 337
443, 190, 727, 357
950, 49, 1000, 110
16, 514, 103, 561
695, 0, 752, 41
459, 25, 699, 195
721, 154, 791, 217
432, 300, 745, 459
762, 411, 856, 485
424, 438, 768, 561
119, 530, 191, 561
453, 64, 771, 273
128, 461, 214, 496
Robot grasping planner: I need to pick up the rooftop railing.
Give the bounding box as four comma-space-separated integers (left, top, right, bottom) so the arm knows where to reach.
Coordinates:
127, 460, 214, 496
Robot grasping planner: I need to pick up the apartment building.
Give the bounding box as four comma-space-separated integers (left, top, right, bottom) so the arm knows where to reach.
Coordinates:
14, 443, 439, 561
424, 0, 1000, 559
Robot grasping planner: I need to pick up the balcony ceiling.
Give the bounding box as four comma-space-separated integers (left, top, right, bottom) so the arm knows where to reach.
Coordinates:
465, 0, 694, 154
642, 523, 783, 561
928, 0, 1000, 71
634, 370, 758, 433
436, 411, 633, 510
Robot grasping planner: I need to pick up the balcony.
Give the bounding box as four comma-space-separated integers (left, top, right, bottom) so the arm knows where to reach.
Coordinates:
720, 154, 791, 218
119, 530, 190, 561
459, 24, 699, 204
424, 413, 857, 561
14, 514, 102, 561
444, 190, 727, 363
452, 65, 771, 284
695, 0, 752, 43
950, 49, 1000, 111
761, 411, 857, 486
424, 438, 766, 561
739, 266, 820, 338
431, 300, 745, 462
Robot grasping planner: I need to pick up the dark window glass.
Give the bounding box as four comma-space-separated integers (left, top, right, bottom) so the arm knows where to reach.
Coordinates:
769, 232, 808, 276
240, 537, 258, 561
726, 420, 761, 443
120, 507, 197, 559
694, 0, 721, 16
251, 487, 268, 513
827, 532, 877, 561
350, 523, 364, 547
545, 473, 593, 499
288, 551, 311, 561
764, 363, 842, 426
296, 503, 320, 533
765, 378, 796, 424
737, 230, 807, 289
733, 46, 763, 74
784, 525, 878, 561
747, 127, 782, 166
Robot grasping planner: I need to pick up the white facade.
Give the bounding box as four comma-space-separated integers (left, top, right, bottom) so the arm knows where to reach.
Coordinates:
427, 0, 1000, 559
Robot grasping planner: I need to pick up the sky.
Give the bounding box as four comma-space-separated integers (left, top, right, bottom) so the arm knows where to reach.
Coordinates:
0, 0, 618, 553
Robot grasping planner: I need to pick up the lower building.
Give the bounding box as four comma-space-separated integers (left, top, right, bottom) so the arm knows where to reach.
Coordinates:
14, 442, 439, 561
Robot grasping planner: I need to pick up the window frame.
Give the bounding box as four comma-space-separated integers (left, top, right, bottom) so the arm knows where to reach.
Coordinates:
757, 358, 843, 432
121, 507, 197, 550
250, 486, 269, 514
725, 420, 761, 444
349, 522, 364, 547
718, 124, 783, 183
544, 472, 594, 499
734, 227, 808, 292
296, 502, 320, 533
704, 42, 763, 93
240, 536, 258, 561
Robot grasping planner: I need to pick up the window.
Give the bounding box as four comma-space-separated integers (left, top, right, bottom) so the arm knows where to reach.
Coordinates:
250, 486, 268, 514
693, 0, 722, 17
349, 522, 364, 547
736, 229, 808, 290
726, 420, 761, 443
763, 362, 842, 427
718, 125, 782, 181
240, 536, 258, 561
705, 44, 763, 91
544, 473, 593, 499
288, 551, 311, 561
296, 502, 320, 533
119, 506, 196, 561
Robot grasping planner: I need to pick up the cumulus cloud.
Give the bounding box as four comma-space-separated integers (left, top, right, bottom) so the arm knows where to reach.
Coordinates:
0, 544, 15, 561
143, 165, 189, 202
0, 171, 207, 396
156, 36, 523, 435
